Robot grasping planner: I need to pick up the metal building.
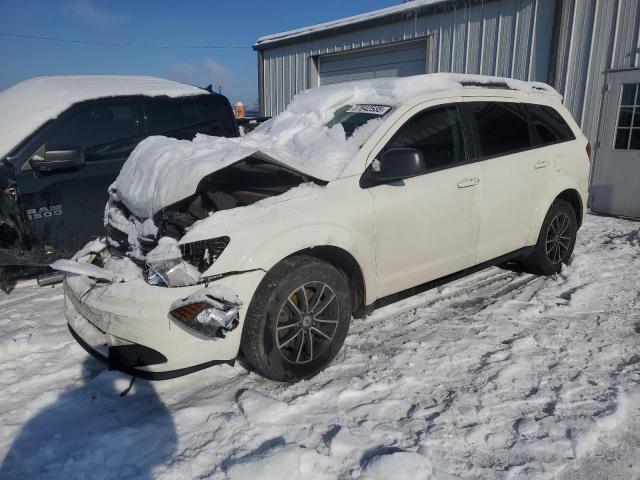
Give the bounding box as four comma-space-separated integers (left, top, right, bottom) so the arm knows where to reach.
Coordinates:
253, 0, 640, 218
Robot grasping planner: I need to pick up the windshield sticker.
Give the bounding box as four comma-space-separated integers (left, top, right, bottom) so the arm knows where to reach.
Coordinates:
346, 104, 391, 115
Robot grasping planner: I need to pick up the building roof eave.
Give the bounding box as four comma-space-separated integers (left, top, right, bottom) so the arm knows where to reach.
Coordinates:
253, 0, 465, 51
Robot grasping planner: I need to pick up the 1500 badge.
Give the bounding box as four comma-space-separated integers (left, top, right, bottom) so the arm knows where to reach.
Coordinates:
26, 205, 62, 220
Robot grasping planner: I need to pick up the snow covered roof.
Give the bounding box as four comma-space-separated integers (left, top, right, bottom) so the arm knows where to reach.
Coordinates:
0, 76, 205, 159
116, 73, 560, 217
254, 0, 449, 49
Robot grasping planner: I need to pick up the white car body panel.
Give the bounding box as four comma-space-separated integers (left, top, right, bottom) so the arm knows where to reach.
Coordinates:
65, 263, 265, 373
186, 176, 379, 304
363, 97, 483, 296
59, 80, 590, 378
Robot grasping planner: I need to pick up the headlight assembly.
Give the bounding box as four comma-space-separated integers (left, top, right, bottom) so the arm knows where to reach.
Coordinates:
169, 290, 241, 338
179, 237, 230, 272
144, 236, 230, 287
145, 258, 201, 287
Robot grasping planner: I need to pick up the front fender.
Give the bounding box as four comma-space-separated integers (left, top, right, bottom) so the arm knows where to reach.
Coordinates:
205, 222, 378, 305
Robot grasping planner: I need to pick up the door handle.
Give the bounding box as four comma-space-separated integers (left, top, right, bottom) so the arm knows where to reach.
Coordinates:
457, 177, 480, 188
534, 160, 549, 169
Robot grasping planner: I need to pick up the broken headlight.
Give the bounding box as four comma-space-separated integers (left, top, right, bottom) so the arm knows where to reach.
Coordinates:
145, 258, 201, 288
179, 237, 230, 273
144, 236, 230, 287
169, 293, 240, 338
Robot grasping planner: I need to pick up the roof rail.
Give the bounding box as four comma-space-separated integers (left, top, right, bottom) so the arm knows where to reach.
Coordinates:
460, 81, 550, 94
460, 81, 511, 90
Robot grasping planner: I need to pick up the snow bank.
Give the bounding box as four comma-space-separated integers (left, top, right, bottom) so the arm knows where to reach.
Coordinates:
572, 389, 640, 458
116, 73, 559, 217
226, 445, 303, 480
362, 451, 433, 480
0, 75, 204, 159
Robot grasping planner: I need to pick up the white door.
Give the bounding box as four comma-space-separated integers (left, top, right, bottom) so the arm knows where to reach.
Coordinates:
592, 69, 640, 218
463, 100, 552, 262
367, 102, 482, 297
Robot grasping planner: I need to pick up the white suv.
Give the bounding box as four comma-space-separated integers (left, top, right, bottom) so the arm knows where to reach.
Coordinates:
57, 74, 590, 381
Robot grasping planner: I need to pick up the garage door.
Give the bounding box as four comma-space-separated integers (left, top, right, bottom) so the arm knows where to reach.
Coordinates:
318, 40, 428, 86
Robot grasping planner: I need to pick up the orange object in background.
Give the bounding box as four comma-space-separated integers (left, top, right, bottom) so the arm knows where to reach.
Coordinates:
233, 102, 245, 119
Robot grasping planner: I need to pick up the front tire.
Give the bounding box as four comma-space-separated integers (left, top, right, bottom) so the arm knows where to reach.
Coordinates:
240, 255, 351, 382
523, 199, 577, 275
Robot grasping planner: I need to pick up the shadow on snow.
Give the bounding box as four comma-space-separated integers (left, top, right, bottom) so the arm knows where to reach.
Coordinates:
1, 356, 176, 479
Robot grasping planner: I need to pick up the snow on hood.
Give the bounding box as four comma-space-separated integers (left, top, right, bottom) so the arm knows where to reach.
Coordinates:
115, 73, 560, 218
0, 75, 204, 159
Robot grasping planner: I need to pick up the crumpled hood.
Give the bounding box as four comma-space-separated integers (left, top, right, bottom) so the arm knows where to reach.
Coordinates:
115, 135, 263, 218
115, 119, 380, 218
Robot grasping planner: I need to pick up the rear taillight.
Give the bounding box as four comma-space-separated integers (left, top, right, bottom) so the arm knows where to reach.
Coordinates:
586, 143, 592, 160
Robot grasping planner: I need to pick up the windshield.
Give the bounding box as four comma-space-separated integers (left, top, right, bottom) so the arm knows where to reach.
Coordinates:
326, 104, 392, 138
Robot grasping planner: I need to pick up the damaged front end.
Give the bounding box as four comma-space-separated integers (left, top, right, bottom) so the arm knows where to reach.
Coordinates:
104, 156, 321, 287
58, 237, 252, 379
55, 156, 317, 377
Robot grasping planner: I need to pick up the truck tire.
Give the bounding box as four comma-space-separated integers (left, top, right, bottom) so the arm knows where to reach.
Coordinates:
523, 199, 577, 275
240, 255, 351, 382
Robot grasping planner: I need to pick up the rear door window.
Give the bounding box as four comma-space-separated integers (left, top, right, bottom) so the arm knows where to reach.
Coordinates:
384, 104, 467, 172
45, 98, 145, 161
466, 102, 532, 158
526, 104, 575, 145
146, 95, 236, 140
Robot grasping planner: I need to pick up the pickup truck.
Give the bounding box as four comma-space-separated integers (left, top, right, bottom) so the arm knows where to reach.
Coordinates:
0, 76, 239, 279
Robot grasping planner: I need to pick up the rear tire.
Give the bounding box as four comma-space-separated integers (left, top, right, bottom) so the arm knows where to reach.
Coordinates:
523, 199, 577, 275
240, 255, 351, 382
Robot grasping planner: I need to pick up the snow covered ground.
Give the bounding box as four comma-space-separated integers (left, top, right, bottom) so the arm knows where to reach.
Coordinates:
1, 214, 638, 479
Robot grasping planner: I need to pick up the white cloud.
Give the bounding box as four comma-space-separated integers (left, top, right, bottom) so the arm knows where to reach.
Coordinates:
165, 57, 256, 104
202, 57, 233, 90
167, 61, 196, 85
62, 0, 130, 26
167, 57, 233, 92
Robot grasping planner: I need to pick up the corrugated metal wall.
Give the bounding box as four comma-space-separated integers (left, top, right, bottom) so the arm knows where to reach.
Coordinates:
553, 0, 640, 148
258, 0, 640, 169
260, 0, 557, 116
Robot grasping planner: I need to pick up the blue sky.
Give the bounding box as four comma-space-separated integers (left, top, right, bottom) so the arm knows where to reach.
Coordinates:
0, 0, 397, 106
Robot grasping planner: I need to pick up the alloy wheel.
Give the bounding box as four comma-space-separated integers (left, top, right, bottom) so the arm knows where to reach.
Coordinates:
275, 282, 340, 364
545, 212, 572, 264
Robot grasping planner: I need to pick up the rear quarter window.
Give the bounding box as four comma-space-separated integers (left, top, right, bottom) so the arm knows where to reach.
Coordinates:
526, 104, 575, 145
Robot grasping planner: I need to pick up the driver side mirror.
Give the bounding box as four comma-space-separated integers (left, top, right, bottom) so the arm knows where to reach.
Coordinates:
371, 148, 426, 182
29, 147, 85, 173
